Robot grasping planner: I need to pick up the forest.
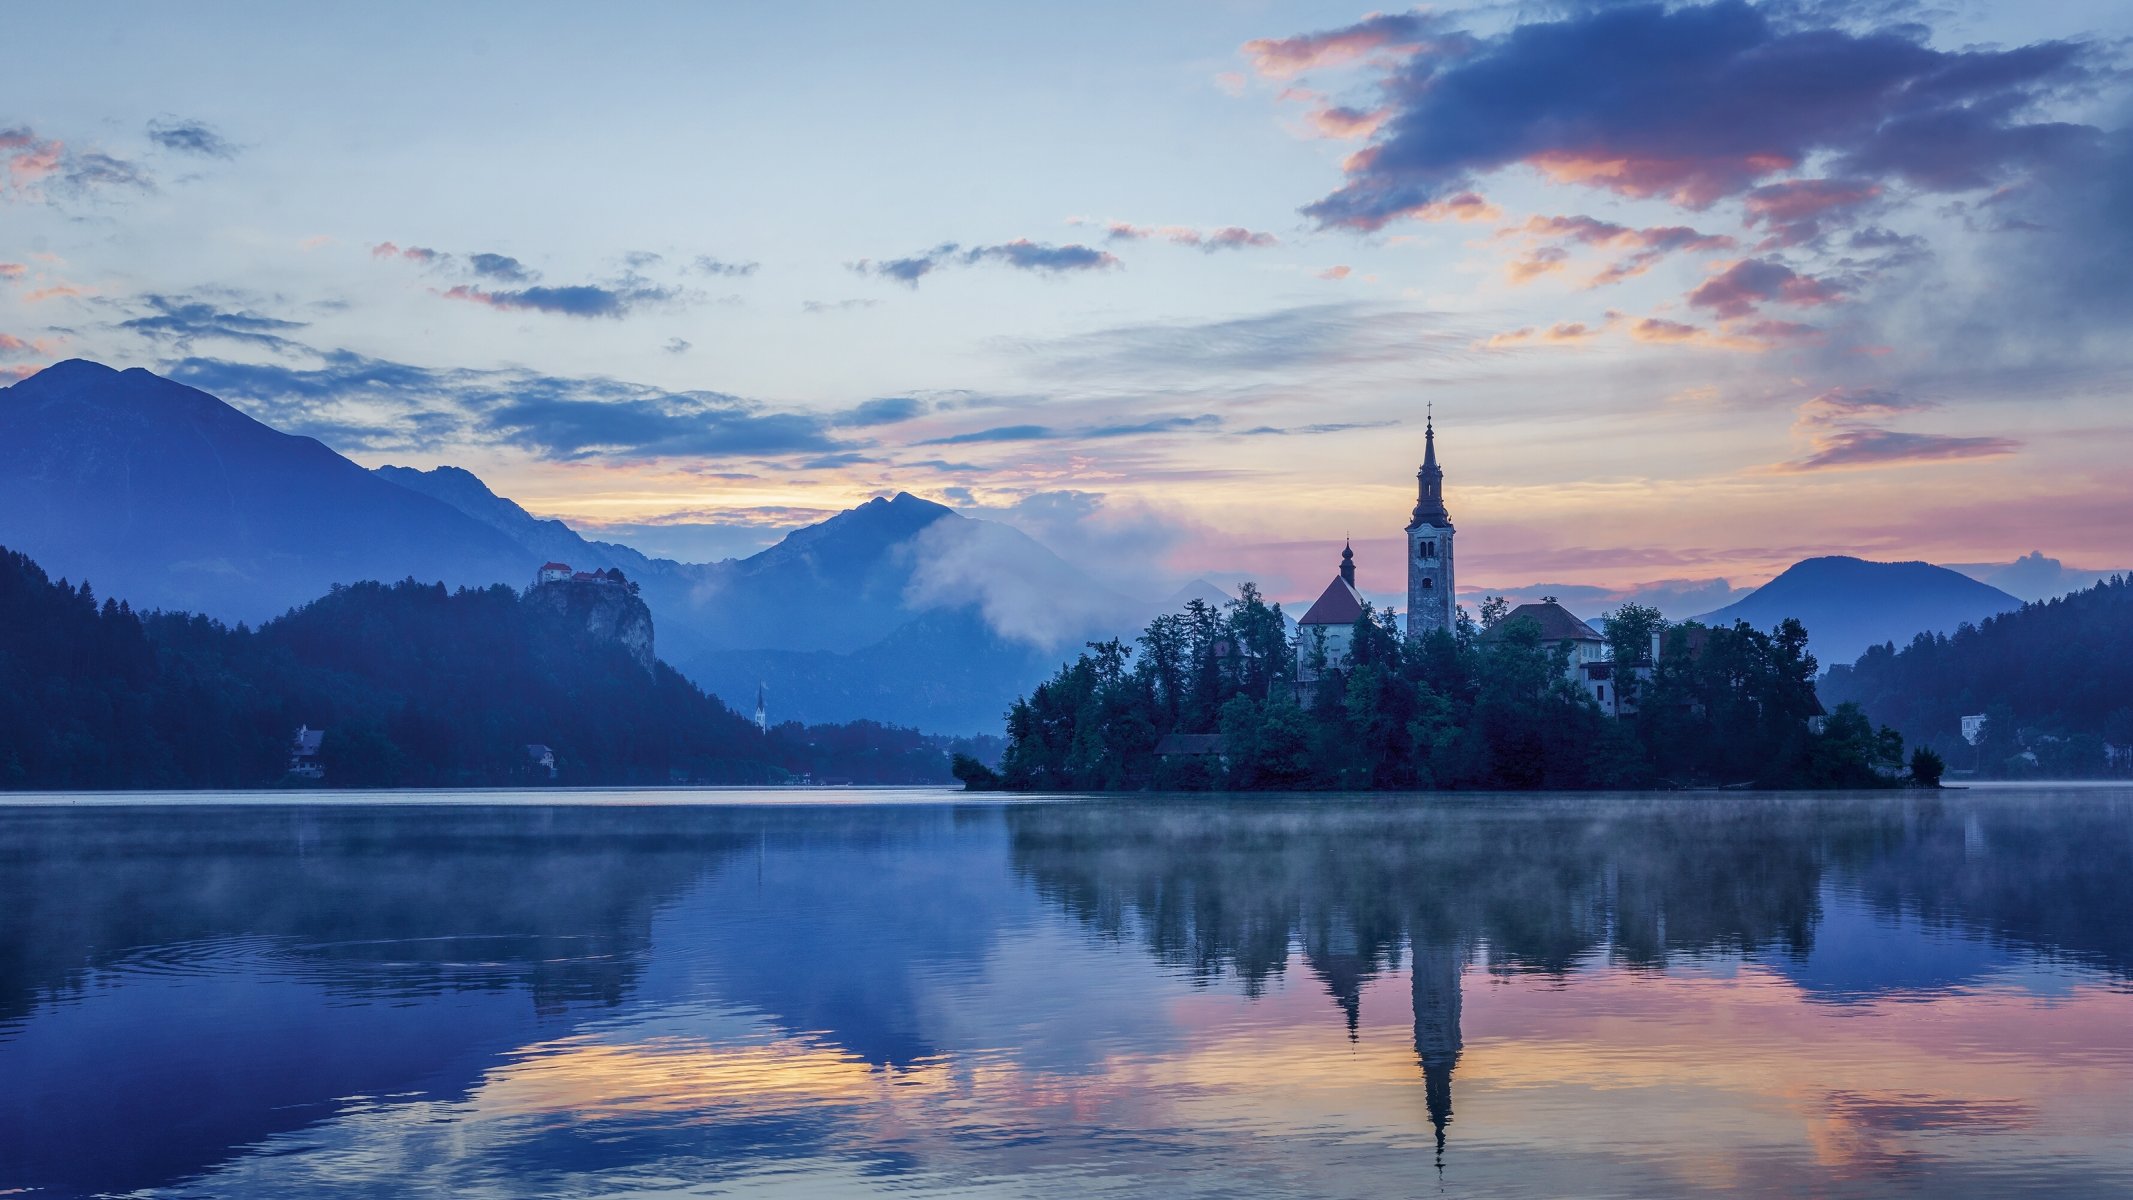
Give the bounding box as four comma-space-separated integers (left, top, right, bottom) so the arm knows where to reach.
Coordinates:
973, 586, 1916, 792
0, 546, 987, 789
1820, 575, 2132, 777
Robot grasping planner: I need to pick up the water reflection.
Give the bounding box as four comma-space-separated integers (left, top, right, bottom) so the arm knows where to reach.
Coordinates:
1, 790, 2129, 1197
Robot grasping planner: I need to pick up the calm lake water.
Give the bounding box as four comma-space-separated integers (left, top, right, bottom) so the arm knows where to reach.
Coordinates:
3, 787, 2130, 1198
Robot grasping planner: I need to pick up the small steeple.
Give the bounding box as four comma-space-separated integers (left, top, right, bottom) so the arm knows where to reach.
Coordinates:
1340, 539, 1356, 587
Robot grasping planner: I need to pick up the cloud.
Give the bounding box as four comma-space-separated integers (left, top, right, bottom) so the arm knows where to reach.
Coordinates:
437, 282, 675, 319
1686, 257, 1844, 318
164, 349, 848, 461
834, 396, 928, 427
692, 256, 760, 277
915, 414, 1219, 446
1503, 215, 1737, 286
801, 298, 878, 313
117, 293, 309, 350
664, 337, 692, 355
1, 126, 152, 203
1622, 313, 1804, 352
1291, 1, 2100, 230
371, 241, 445, 264
1477, 321, 1606, 350
1772, 386, 2020, 471
146, 119, 237, 158
1242, 12, 1449, 79
0, 263, 24, 279
1318, 265, 1352, 280
1100, 221, 1280, 251
1308, 105, 1391, 140
851, 239, 1120, 286
1742, 178, 1882, 247
466, 252, 533, 282
1016, 302, 1461, 380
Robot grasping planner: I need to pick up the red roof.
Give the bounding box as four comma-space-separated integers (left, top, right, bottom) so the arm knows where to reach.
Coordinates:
541, 562, 570, 571
1485, 601, 1603, 643
1298, 576, 1366, 626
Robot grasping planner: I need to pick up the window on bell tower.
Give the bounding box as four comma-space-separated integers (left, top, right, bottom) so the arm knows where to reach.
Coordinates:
1417, 541, 1436, 560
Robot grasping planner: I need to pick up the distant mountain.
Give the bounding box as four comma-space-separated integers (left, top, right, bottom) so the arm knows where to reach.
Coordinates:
1819, 576, 2133, 765
374, 464, 664, 577
0, 361, 531, 621
1694, 556, 2022, 667
1946, 552, 2131, 604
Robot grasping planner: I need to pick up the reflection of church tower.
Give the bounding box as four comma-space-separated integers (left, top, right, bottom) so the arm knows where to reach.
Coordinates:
1406, 413, 1456, 639
1411, 936, 1467, 1160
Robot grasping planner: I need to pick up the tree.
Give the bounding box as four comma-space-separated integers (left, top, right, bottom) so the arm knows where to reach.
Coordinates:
1910, 747, 1945, 788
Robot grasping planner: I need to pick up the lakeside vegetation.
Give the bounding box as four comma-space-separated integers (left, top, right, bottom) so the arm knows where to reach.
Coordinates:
1820, 575, 2132, 778
0, 546, 991, 789
969, 587, 1917, 792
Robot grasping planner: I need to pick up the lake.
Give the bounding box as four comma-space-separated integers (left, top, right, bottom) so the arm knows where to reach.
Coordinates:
3, 787, 2130, 1198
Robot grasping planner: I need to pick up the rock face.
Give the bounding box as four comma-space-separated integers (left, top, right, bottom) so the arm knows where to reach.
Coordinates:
526, 579, 656, 673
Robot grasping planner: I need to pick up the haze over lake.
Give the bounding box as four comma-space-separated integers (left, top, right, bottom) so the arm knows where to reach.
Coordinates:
4, 788, 2130, 1198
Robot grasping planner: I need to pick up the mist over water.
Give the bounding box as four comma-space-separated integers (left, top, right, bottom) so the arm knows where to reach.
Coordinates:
3, 789, 2130, 1198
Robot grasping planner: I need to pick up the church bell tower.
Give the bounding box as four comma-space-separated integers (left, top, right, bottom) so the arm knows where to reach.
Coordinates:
1406, 412, 1455, 639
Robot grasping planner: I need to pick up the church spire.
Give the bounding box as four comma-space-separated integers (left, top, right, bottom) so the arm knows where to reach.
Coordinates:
1408, 407, 1450, 531
1340, 539, 1356, 587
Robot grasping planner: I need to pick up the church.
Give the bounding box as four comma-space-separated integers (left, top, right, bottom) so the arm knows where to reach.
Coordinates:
1292, 416, 1643, 715
1294, 415, 1457, 693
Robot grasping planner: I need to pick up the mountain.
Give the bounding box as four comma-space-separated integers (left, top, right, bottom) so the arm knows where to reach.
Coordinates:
0, 361, 532, 621
1946, 551, 2131, 604
373, 464, 663, 578
1819, 576, 2132, 769
1694, 556, 2022, 667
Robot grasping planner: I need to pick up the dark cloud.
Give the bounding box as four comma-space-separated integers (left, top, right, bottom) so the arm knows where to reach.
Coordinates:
164, 350, 845, 461
1743, 178, 1882, 247
1294, 1, 2099, 230
437, 282, 676, 318
851, 240, 1120, 286
371, 241, 446, 264
834, 396, 927, 427
1100, 222, 1281, 251
801, 298, 878, 313
1686, 257, 1845, 317
664, 337, 692, 355
146, 119, 237, 158
917, 424, 1055, 446
118, 294, 308, 350
466, 252, 533, 282
1241, 420, 1399, 436
693, 256, 760, 277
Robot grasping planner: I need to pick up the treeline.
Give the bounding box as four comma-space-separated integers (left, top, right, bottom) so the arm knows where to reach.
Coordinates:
980, 588, 1911, 792
1820, 574, 2132, 776
0, 546, 972, 789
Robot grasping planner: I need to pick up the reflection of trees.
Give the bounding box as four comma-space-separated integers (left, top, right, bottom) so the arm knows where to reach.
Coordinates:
0, 805, 762, 1027
1007, 793, 2133, 1153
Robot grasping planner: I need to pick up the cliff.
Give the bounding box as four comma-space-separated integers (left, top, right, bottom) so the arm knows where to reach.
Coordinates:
526, 579, 656, 672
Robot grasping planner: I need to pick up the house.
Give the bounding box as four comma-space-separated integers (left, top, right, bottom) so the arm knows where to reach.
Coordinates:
289, 724, 325, 780
537, 562, 573, 585
1484, 600, 1636, 712
1155, 733, 1229, 771
525, 743, 557, 780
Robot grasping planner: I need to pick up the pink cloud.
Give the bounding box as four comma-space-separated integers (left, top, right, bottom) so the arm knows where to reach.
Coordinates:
1771, 387, 2020, 472
1499, 215, 1734, 287
23, 285, 83, 304
1687, 258, 1844, 318
1742, 178, 1883, 247
1477, 321, 1605, 350
371, 241, 444, 264
0, 262, 23, 279
1318, 265, 1352, 280
1308, 105, 1391, 140
0, 363, 43, 382
1, 127, 66, 196
1528, 150, 1797, 209
1241, 13, 1438, 78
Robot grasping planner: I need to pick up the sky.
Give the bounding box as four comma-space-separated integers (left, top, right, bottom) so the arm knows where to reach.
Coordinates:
4, 0, 2130, 609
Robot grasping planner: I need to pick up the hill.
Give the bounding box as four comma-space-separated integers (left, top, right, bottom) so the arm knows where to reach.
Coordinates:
0, 544, 974, 788
1694, 556, 2021, 667
1819, 575, 2133, 772
0, 360, 532, 621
